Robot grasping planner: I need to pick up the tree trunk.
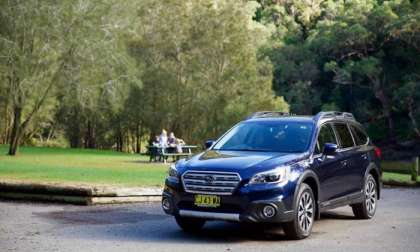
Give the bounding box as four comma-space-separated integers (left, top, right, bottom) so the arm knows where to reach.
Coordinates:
125, 131, 130, 153
371, 77, 395, 142
136, 123, 142, 154
116, 130, 124, 152
375, 89, 395, 142
8, 106, 22, 156
46, 123, 55, 142
408, 98, 420, 138
85, 120, 96, 149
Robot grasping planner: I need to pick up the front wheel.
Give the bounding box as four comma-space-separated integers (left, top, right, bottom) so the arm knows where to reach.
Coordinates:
283, 183, 315, 240
175, 216, 206, 232
351, 174, 377, 219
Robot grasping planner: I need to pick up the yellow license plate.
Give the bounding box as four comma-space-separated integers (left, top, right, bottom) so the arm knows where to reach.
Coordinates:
194, 195, 220, 208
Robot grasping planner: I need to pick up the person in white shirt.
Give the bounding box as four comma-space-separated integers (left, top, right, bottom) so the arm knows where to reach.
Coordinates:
159, 129, 168, 147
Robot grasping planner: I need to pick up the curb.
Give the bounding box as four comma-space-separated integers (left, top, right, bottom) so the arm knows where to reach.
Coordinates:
0, 181, 163, 205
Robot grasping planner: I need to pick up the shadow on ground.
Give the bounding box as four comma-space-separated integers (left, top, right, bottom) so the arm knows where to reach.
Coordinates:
34, 204, 357, 244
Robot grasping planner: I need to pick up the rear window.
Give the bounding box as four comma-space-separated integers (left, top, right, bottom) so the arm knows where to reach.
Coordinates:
334, 123, 354, 148
350, 125, 368, 146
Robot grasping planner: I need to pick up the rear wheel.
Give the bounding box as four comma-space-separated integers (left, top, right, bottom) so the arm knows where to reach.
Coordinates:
352, 174, 377, 219
175, 216, 206, 232
283, 183, 315, 240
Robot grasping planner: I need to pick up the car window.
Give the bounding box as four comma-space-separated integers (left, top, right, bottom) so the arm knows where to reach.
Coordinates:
212, 121, 314, 153
334, 123, 355, 148
350, 125, 368, 146
315, 124, 337, 154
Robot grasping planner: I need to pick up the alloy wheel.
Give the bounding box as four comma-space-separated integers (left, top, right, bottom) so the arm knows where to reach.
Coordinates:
365, 178, 376, 215
298, 191, 314, 233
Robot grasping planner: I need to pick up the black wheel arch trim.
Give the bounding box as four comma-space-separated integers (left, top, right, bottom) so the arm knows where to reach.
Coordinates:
293, 169, 321, 220
364, 162, 381, 199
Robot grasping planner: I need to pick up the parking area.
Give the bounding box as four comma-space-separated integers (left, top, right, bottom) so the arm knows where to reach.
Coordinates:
1, 188, 420, 252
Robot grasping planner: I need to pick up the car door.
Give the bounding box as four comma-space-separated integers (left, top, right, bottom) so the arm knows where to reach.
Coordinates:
348, 124, 371, 192
312, 123, 346, 202
332, 122, 358, 196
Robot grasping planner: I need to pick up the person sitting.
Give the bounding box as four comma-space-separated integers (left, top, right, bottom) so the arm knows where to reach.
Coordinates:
152, 135, 160, 146
175, 138, 186, 154
168, 132, 177, 147
159, 129, 168, 148
150, 135, 161, 162
157, 129, 168, 162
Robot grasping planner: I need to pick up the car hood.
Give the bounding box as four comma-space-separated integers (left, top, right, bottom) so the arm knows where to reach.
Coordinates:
178, 150, 308, 178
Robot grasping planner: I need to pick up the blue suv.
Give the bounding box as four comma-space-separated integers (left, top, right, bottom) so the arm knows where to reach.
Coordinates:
162, 111, 382, 239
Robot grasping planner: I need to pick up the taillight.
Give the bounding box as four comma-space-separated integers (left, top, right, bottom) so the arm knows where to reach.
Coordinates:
374, 146, 382, 159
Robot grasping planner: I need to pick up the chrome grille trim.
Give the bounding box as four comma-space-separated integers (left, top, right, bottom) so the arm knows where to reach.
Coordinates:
181, 170, 241, 195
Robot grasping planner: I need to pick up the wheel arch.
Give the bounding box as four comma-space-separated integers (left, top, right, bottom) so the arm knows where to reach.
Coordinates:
294, 170, 321, 220
365, 163, 381, 199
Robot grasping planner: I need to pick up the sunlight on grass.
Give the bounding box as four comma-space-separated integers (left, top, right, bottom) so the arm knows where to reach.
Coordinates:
0, 145, 169, 187
382, 172, 419, 184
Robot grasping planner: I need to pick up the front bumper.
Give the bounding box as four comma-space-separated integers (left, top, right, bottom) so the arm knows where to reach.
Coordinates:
162, 181, 295, 223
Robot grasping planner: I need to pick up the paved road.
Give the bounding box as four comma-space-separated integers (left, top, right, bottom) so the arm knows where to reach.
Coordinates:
1, 188, 419, 252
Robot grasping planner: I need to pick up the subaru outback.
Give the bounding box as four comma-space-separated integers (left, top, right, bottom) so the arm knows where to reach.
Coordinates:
162, 111, 382, 239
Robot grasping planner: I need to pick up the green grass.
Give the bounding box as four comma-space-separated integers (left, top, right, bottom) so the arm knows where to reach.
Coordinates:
1, 145, 418, 187
383, 172, 419, 185
382, 160, 419, 185
0, 145, 168, 187
382, 160, 413, 174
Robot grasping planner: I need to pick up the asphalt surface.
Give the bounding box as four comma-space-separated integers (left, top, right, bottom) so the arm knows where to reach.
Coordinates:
1, 188, 419, 252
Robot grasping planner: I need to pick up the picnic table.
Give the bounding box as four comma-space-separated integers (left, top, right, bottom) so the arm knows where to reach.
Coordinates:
147, 145, 198, 163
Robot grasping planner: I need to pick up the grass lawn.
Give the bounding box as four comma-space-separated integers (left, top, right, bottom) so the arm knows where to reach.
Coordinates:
382, 160, 419, 185
0, 145, 169, 187
382, 172, 419, 185
382, 160, 413, 174
1, 145, 417, 187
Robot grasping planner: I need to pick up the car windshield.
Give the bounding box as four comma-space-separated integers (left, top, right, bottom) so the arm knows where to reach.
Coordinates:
212, 120, 314, 153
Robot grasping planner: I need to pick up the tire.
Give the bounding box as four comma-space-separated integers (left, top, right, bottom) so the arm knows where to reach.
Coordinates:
283, 183, 315, 240
175, 216, 206, 232
352, 174, 377, 219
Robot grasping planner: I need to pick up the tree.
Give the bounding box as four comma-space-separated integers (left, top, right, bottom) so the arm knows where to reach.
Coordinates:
318, 0, 420, 141
127, 0, 287, 143
395, 76, 420, 138
258, 0, 420, 143
0, 0, 119, 154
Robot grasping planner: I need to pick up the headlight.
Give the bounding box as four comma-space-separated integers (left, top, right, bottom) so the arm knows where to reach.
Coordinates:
168, 164, 178, 178
249, 166, 290, 184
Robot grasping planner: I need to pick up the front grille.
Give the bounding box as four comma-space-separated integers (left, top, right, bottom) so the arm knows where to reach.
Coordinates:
181, 171, 241, 195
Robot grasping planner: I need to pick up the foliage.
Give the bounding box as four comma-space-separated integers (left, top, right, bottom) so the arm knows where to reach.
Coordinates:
0, 0, 129, 154
1, 0, 419, 156
125, 0, 285, 143
257, 0, 420, 142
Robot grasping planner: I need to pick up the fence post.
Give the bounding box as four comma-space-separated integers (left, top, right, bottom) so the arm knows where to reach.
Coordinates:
411, 157, 419, 182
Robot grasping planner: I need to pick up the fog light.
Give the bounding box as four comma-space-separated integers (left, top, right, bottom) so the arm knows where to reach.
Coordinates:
262, 205, 276, 218
162, 198, 172, 211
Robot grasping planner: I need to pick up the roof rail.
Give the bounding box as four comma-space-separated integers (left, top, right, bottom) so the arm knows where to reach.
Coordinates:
247, 111, 290, 119
314, 111, 355, 121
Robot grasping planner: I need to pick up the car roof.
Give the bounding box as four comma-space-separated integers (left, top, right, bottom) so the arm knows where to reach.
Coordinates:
244, 115, 361, 128
245, 111, 360, 126
244, 116, 314, 123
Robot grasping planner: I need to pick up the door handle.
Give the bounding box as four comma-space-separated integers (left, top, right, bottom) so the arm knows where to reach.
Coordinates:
341, 160, 348, 166
362, 154, 368, 160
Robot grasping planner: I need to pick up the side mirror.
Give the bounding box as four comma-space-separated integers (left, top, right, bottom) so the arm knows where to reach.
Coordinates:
323, 143, 338, 156
205, 140, 214, 149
